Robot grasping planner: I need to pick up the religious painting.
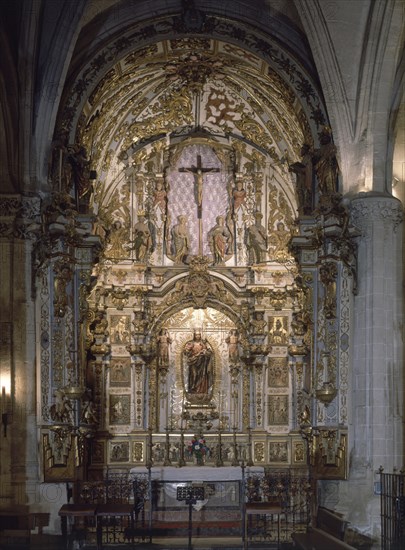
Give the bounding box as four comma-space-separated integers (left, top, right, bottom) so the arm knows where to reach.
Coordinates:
268, 316, 288, 345
182, 330, 214, 404
292, 440, 306, 465
268, 395, 289, 425
110, 357, 131, 387
110, 315, 131, 344
109, 394, 131, 425
269, 440, 289, 464
152, 441, 165, 463
268, 357, 289, 388
91, 441, 105, 465
110, 441, 130, 463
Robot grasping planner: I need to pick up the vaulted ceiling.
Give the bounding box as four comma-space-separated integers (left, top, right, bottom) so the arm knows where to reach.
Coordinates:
53, 1, 329, 218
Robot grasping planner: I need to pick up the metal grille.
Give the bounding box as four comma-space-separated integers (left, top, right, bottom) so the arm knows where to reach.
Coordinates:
246, 468, 310, 543
380, 470, 405, 549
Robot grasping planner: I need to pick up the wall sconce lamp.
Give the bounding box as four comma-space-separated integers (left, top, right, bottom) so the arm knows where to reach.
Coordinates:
1, 386, 11, 437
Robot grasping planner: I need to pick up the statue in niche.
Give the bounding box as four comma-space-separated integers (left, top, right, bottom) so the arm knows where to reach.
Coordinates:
132, 310, 148, 336
53, 262, 72, 318
313, 126, 339, 195
268, 317, 288, 345
232, 180, 247, 213
81, 396, 98, 425
171, 215, 191, 264
319, 262, 338, 319
66, 144, 92, 207
289, 143, 314, 215
92, 310, 108, 336
225, 329, 240, 364
207, 215, 232, 265
268, 222, 290, 261
105, 220, 128, 260
50, 389, 73, 424
250, 311, 267, 335
131, 214, 152, 262
184, 330, 213, 396
152, 180, 167, 213
156, 328, 172, 368
246, 212, 267, 264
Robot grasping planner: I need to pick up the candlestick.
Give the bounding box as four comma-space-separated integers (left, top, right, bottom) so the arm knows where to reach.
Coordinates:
246, 426, 254, 467
163, 426, 172, 466
178, 428, 186, 467
231, 428, 239, 466
146, 427, 153, 468
216, 429, 223, 467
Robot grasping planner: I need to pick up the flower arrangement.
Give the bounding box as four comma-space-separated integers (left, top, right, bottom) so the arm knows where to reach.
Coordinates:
187, 436, 209, 461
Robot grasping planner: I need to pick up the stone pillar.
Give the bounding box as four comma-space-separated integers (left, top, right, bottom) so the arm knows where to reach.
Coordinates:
0, 195, 41, 511
344, 192, 404, 537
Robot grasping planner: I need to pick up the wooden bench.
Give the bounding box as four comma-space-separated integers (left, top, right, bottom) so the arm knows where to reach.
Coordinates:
292, 506, 356, 550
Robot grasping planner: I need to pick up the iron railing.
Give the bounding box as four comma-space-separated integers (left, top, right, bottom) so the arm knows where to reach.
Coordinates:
380, 470, 405, 549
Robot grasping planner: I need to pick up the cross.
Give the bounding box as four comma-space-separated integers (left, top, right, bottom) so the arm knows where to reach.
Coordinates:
179, 155, 220, 218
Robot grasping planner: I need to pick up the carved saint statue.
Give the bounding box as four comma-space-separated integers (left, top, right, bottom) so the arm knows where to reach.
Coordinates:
132, 215, 152, 262
105, 220, 128, 260
184, 331, 213, 395
246, 212, 267, 264
313, 127, 339, 195
225, 329, 240, 363
232, 180, 247, 213
156, 328, 172, 368
152, 180, 167, 213
171, 215, 191, 264
207, 215, 232, 265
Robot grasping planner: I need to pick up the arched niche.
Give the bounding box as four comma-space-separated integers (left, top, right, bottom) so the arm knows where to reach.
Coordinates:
151, 305, 244, 434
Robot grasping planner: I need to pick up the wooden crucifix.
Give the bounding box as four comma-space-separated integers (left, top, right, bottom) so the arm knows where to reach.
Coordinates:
179, 154, 220, 219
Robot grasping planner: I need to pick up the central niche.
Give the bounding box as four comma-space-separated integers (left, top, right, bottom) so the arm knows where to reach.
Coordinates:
161, 306, 240, 432
183, 328, 215, 404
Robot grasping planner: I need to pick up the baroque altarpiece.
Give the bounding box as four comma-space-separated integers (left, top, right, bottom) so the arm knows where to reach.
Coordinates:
37, 34, 356, 484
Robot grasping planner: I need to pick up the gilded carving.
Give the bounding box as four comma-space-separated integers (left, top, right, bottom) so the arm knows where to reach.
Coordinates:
254, 441, 265, 463
268, 357, 289, 388
132, 441, 144, 462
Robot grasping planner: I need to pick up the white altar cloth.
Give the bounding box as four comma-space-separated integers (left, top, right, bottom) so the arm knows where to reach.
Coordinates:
130, 465, 264, 482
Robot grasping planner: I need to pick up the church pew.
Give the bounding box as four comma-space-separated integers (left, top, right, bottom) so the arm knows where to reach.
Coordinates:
292, 507, 356, 550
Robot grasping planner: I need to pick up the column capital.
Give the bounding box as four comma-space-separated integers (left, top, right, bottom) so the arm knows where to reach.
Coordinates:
349, 192, 403, 228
